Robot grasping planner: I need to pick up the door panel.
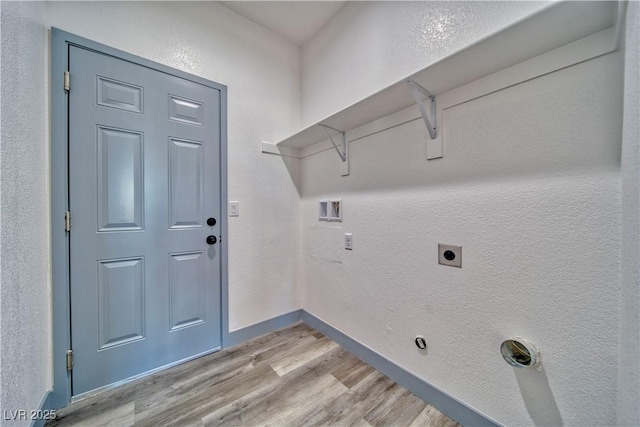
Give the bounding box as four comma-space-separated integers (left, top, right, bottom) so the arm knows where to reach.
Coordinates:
168, 95, 204, 125
96, 126, 144, 231
168, 138, 204, 229
169, 251, 206, 330
69, 45, 221, 395
97, 76, 144, 113
97, 257, 145, 349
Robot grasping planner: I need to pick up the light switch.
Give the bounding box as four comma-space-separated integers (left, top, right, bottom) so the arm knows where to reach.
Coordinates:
229, 201, 239, 217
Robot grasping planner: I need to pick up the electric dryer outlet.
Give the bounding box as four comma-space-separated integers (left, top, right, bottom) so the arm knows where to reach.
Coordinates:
438, 244, 462, 268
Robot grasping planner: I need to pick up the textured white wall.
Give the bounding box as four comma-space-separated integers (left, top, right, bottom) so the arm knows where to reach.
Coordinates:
2, 2, 634, 425
301, 1, 550, 126
618, 2, 640, 425
44, 1, 303, 330
300, 7, 624, 425
0, 1, 52, 424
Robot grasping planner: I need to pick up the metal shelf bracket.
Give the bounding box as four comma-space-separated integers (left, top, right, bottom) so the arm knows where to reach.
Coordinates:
319, 124, 347, 162
407, 80, 437, 139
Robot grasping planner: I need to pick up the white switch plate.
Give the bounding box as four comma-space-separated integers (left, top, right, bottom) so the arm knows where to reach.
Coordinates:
345, 233, 353, 250
229, 201, 239, 217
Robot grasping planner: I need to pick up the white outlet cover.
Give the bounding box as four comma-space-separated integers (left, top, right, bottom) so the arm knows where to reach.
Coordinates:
345, 233, 353, 250
438, 244, 461, 268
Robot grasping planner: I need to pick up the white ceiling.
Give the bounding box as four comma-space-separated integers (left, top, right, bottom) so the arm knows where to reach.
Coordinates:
219, 1, 347, 46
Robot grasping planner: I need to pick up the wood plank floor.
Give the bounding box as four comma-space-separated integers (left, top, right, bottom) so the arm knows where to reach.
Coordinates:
47, 322, 461, 427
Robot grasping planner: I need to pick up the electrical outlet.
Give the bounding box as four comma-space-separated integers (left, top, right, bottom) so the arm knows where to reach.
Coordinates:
438, 244, 461, 268
344, 233, 353, 250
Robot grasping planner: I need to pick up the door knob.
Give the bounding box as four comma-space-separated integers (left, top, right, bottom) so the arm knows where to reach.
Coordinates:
206, 235, 217, 245
207, 217, 216, 226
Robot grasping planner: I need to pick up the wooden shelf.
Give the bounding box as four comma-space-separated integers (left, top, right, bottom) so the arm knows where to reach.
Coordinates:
276, 1, 617, 150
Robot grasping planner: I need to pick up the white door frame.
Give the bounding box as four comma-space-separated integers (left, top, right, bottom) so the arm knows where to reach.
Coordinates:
50, 28, 229, 408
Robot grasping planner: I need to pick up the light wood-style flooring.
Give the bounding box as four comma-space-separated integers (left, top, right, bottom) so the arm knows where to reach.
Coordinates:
47, 322, 461, 427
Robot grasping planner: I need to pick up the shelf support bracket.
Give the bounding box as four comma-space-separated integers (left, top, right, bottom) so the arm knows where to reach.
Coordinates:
319, 124, 347, 162
407, 80, 437, 139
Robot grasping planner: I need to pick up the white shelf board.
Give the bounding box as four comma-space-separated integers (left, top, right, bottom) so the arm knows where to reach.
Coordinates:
277, 0, 617, 150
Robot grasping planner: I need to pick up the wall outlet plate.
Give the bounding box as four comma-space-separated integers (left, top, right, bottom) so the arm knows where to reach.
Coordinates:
229, 201, 239, 217
344, 233, 353, 250
438, 244, 461, 268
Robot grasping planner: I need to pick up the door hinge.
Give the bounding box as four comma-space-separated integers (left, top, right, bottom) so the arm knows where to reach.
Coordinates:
64, 71, 70, 92
66, 350, 73, 372
64, 211, 71, 232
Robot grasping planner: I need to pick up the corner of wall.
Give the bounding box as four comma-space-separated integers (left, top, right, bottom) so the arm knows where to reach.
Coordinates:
618, 1, 640, 425
0, 0, 52, 418
296, 3, 625, 425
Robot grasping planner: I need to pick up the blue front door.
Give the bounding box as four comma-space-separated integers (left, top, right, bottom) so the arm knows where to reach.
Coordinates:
68, 45, 222, 395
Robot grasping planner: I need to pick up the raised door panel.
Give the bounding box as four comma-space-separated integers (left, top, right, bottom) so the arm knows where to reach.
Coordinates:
168, 138, 203, 229
97, 127, 144, 232
97, 76, 143, 113
98, 257, 146, 350
169, 252, 205, 330
168, 95, 204, 126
